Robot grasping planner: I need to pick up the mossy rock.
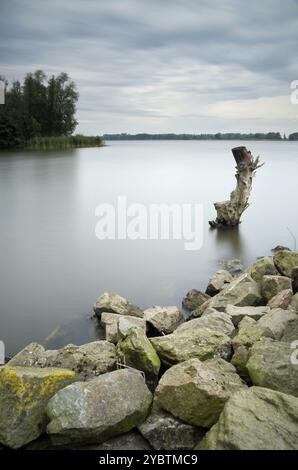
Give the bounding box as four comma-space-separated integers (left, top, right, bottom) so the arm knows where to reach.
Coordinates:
0, 365, 75, 449
116, 329, 160, 389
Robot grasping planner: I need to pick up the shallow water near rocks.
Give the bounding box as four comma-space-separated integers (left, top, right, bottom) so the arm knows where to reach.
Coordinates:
0, 140, 297, 355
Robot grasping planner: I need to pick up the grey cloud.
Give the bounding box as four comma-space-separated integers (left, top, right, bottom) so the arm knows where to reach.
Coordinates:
0, 0, 297, 134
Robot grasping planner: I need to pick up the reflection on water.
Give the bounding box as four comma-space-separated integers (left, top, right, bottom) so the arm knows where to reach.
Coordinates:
1, 140, 298, 354
214, 225, 246, 258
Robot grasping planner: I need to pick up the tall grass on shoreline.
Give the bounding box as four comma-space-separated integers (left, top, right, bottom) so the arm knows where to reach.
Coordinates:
26, 134, 104, 150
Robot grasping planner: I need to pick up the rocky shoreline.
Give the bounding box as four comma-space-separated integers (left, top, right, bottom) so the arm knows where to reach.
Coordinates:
1, 249, 298, 450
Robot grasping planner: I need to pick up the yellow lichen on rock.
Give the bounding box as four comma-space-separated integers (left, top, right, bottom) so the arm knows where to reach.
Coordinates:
0, 365, 75, 449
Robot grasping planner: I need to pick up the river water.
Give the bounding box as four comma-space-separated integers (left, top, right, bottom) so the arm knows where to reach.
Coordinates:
1, 140, 297, 355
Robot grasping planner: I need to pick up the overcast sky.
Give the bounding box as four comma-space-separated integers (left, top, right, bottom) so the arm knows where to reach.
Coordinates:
1, 0, 298, 135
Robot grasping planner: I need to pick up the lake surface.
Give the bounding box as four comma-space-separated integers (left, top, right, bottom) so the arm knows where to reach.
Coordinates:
1, 140, 298, 355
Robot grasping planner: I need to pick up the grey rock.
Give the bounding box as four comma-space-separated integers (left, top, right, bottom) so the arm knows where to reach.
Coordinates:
8, 342, 46, 367
93, 292, 143, 318
117, 316, 146, 340
245, 256, 279, 283
189, 299, 213, 318
206, 270, 233, 296
225, 305, 270, 326
197, 387, 298, 450
150, 326, 232, 367
0, 366, 75, 449
9, 341, 116, 381
289, 292, 298, 312
237, 316, 256, 329
272, 245, 291, 253
292, 266, 298, 294
116, 329, 160, 389
247, 339, 298, 397
267, 289, 293, 309
257, 308, 297, 340
143, 306, 183, 334
155, 358, 246, 428
207, 273, 262, 312
261, 275, 292, 302
46, 369, 152, 446
281, 316, 298, 342
177, 309, 235, 337
101, 312, 146, 343
138, 404, 205, 450
182, 289, 210, 311
231, 323, 273, 381
273, 250, 298, 277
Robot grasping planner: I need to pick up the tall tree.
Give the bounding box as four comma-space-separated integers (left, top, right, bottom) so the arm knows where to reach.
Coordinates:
0, 70, 79, 148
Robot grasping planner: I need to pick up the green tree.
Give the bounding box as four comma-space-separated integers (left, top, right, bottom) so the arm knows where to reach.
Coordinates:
0, 70, 79, 148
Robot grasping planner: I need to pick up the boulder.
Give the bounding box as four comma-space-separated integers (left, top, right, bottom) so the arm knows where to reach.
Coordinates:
0, 366, 75, 449
8, 342, 45, 367
267, 289, 293, 309
231, 346, 250, 382
272, 245, 291, 253
247, 339, 298, 397
292, 266, 298, 294
93, 292, 143, 318
245, 256, 279, 283
138, 404, 205, 450
116, 329, 160, 389
225, 305, 270, 326
9, 341, 116, 381
237, 316, 256, 329
273, 250, 298, 277
281, 316, 298, 343
101, 312, 146, 343
197, 387, 298, 450
289, 292, 298, 312
206, 273, 262, 312
182, 289, 210, 311
46, 369, 152, 446
150, 327, 232, 367
206, 270, 233, 296
261, 275, 292, 302
117, 316, 145, 340
232, 325, 273, 350
189, 299, 212, 318
231, 324, 273, 382
177, 310, 235, 337
143, 306, 183, 334
155, 358, 246, 428
257, 308, 297, 340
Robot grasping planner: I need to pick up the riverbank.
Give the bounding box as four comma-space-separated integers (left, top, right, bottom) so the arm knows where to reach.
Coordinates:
0, 249, 298, 450
26, 134, 104, 150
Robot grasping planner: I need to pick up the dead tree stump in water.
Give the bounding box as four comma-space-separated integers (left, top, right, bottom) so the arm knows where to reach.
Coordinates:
209, 146, 264, 228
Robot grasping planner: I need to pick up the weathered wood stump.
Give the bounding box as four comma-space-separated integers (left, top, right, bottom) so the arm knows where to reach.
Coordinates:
209, 146, 264, 228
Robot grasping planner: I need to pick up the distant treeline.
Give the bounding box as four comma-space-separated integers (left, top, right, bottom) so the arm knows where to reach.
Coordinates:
104, 132, 287, 141
0, 70, 103, 150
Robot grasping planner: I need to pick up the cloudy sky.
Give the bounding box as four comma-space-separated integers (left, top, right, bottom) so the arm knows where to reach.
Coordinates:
1, 0, 298, 135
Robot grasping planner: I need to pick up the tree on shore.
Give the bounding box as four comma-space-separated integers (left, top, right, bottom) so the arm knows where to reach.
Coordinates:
0, 70, 79, 149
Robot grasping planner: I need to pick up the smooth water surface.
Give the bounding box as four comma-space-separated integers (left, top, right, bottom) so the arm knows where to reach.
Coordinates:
1, 140, 297, 355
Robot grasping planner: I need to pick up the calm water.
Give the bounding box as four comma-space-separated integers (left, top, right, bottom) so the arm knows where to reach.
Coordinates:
1, 140, 298, 355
